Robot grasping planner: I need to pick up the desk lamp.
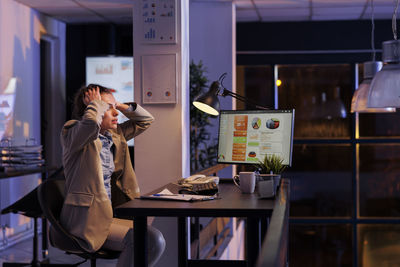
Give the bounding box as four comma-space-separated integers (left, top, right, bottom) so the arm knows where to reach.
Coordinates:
192, 73, 269, 116
368, 0, 400, 109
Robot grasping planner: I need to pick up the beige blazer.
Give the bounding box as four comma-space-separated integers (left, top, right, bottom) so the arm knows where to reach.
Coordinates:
59, 99, 154, 252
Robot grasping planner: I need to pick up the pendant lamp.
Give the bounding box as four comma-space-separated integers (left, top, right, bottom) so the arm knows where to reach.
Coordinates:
351, 0, 396, 113
351, 61, 396, 112
368, 0, 400, 109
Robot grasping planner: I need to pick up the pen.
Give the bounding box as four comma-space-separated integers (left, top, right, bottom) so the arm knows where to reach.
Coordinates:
152, 193, 183, 197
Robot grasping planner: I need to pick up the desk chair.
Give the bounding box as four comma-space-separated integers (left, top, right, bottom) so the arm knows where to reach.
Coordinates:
37, 178, 120, 267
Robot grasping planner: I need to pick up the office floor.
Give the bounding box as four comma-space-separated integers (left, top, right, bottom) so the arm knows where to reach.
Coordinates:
0, 234, 118, 266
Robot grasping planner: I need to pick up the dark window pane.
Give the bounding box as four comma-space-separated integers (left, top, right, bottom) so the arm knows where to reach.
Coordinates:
358, 224, 400, 267
277, 64, 353, 139
237, 65, 274, 110
287, 144, 353, 217
359, 144, 400, 217
290, 224, 353, 267
359, 113, 400, 137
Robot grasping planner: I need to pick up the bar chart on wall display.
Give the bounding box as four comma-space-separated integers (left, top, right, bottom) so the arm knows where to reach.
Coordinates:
141, 0, 176, 44
86, 56, 134, 146
217, 110, 295, 166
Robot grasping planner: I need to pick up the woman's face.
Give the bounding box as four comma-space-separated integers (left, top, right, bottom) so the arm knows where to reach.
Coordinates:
100, 93, 118, 133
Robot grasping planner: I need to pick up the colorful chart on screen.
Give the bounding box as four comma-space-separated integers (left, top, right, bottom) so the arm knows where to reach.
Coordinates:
217, 109, 294, 166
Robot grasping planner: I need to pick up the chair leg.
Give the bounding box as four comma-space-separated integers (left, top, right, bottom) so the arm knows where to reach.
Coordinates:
32, 217, 39, 265
90, 258, 96, 267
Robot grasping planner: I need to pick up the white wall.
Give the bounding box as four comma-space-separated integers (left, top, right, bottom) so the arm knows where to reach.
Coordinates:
133, 0, 190, 197
189, 1, 236, 178
0, 0, 65, 248
133, 0, 190, 266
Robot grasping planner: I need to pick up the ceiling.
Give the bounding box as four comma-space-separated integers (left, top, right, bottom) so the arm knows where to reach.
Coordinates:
13, 0, 399, 24
236, 0, 398, 22
14, 0, 135, 24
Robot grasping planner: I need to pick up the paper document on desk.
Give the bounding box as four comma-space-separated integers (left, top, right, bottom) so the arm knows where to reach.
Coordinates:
140, 189, 215, 202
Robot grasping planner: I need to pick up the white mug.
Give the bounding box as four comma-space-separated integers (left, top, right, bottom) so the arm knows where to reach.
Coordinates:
233, 172, 256, 194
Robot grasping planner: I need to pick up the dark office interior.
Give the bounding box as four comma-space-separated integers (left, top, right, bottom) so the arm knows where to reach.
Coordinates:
1, 1, 400, 266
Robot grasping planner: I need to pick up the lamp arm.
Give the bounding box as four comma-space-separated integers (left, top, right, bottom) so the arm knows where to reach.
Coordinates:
220, 88, 270, 110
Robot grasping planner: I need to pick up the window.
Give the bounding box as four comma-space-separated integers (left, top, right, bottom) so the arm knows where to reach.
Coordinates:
238, 61, 400, 267
278, 64, 352, 139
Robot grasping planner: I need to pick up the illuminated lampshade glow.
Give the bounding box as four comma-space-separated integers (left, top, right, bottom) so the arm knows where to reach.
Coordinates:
192, 81, 221, 116
193, 101, 219, 116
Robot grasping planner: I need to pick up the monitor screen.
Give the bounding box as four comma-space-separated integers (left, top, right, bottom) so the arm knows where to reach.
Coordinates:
217, 109, 295, 166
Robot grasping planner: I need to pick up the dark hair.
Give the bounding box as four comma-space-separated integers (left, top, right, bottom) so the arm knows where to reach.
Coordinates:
72, 83, 113, 120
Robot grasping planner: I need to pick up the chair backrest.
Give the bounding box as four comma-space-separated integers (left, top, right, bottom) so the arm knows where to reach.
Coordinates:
37, 177, 85, 253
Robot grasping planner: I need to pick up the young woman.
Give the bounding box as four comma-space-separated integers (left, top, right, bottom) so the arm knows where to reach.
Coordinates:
59, 84, 165, 266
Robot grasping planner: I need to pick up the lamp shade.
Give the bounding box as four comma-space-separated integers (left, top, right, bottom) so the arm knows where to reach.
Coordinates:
351, 61, 396, 113
192, 81, 220, 116
368, 40, 400, 108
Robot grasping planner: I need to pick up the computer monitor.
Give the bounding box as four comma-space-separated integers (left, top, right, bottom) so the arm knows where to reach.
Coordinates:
217, 109, 295, 166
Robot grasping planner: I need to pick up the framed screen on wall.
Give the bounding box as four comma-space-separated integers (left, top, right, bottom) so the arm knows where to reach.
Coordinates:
86, 56, 134, 145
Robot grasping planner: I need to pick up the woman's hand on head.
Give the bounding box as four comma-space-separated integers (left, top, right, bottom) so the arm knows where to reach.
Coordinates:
83, 86, 101, 106
115, 102, 130, 111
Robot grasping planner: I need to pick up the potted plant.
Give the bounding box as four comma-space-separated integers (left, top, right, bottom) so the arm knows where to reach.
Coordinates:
254, 154, 286, 197
256, 154, 287, 176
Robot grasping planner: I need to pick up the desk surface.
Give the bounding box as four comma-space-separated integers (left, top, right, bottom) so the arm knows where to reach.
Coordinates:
0, 166, 50, 179
115, 182, 275, 218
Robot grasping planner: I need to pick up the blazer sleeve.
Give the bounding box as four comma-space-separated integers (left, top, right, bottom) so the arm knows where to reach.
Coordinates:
118, 103, 154, 141
61, 99, 109, 153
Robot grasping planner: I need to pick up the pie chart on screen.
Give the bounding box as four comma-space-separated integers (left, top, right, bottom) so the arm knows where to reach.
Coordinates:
251, 117, 261, 129
266, 118, 280, 129
248, 151, 257, 157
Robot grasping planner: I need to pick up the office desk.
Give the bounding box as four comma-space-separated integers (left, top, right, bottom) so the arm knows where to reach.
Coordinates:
115, 181, 287, 267
0, 166, 51, 265
0, 166, 49, 180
